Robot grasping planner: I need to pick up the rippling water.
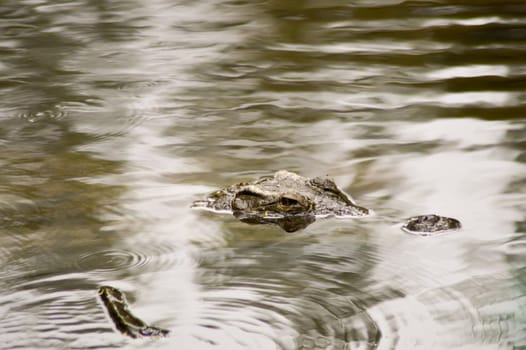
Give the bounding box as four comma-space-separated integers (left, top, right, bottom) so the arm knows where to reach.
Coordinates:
1, 0, 526, 349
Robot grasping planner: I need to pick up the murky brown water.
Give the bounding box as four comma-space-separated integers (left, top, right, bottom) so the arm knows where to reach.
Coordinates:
1, 0, 526, 349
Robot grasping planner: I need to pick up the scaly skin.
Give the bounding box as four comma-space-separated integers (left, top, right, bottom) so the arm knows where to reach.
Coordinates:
192, 170, 461, 234
192, 170, 370, 217
98, 286, 169, 339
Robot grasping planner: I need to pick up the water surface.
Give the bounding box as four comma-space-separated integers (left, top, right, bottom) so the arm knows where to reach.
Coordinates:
1, 0, 526, 349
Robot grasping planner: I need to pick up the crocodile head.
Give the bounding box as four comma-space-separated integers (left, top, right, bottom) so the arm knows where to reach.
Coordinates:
192, 170, 370, 231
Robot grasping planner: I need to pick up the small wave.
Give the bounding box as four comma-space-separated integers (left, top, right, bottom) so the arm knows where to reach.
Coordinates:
76, 241, 184, 275
367, 273, 526, 349
17, 106, 67, 123
77, 248, 149, 273
0, 281, 126, 349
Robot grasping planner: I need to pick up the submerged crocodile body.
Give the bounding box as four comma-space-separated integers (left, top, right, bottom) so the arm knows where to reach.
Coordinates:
192, 170, 461, 234
99, 170, 461, 339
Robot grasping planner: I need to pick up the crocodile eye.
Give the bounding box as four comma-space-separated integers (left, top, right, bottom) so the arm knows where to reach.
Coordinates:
277, 194, 313, 213
277, 194, 312, 213
280, 196, 299, 206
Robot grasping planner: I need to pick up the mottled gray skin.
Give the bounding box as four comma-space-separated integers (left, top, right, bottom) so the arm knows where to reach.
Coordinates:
192, 170, 461, 234
192, 170, 370, 218
98, 286, 169, 339
401, 214, 461, 236
192, 170, 370, 232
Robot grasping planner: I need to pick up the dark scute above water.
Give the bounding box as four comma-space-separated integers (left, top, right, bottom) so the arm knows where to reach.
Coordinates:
98, 286, 169, 339
402, 214, 462, 236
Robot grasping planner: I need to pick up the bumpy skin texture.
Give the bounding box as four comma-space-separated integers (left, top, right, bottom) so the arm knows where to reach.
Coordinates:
401, 214, 461, 236
192, 170, 370, 217
192, 170, 461, 234
98, 286, 169, 339
192, 170, 370, 232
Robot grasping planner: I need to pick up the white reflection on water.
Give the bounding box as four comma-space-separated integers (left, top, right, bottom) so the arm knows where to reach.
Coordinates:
396, 118, 516, 148
244, 89, 518, 112
380, 117, 525, 238
425, 17, 526, 27
425, 65, 510, 79
338, 91, 517, 109
368, 273, 526, 350
360, 118, 526, 349
325, 16, 523, 31
270, 41, 449, 54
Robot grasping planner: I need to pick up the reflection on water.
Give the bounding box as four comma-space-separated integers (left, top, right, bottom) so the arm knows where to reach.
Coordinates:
1, 0, 525, 349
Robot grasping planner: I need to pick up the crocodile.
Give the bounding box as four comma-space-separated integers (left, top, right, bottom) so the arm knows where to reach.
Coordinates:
98, 170, 461, 339
191, 170, 461, 234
